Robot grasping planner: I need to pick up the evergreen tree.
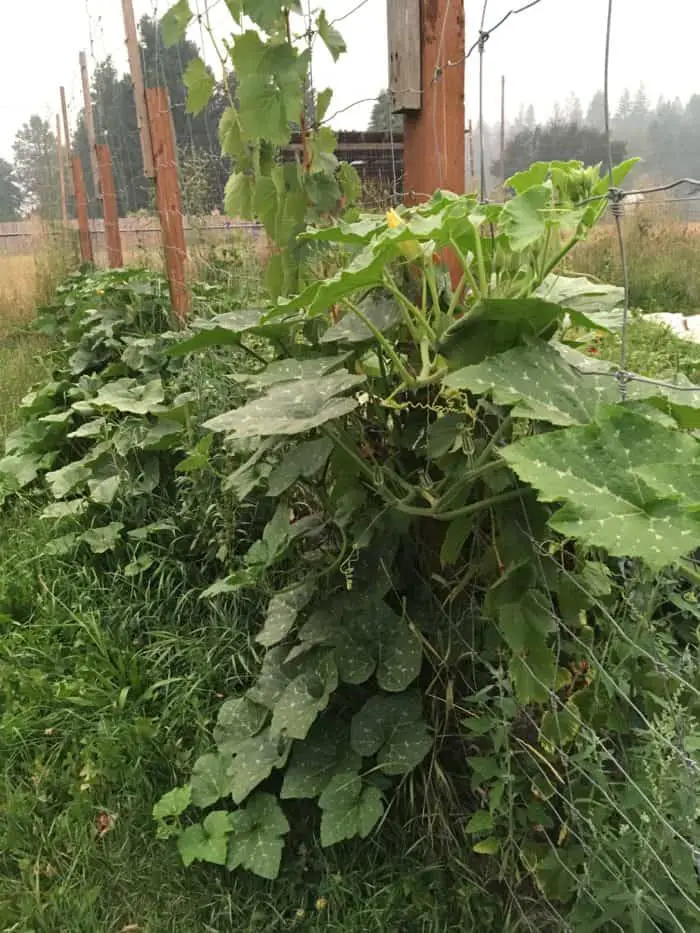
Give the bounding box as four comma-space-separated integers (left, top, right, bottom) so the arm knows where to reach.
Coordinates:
0, 158, 22, 220
368, 90, 403, 134
12, 116, 60, 219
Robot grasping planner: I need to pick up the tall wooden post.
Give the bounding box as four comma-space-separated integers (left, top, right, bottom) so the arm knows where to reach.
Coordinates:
500, 75, 506, 191
71, 156, 93, 264
60, 87, 74, 198
146, 87, 190, 322
96, 144, 123, 268
56, 115, 68, 226
79, 51, 101, 200
121, 0, 155, 178
388, 0, 465, 202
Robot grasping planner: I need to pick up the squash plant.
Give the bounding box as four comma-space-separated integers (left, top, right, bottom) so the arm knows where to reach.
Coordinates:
152, 157, 700, 922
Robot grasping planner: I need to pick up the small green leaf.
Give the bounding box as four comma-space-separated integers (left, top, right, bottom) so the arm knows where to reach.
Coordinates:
190, 752, 233, 808
46, 461, 90, 499
270, 651, 338, 740
161, 0, 192, 46
318, 772, 384, 847
473, 837, 500, 855
316, 87, 333, 122
225, 172, 254, 220
88, 474, 120, 505
184, 57, 215, 114
153, 785, 192, 820
465, 810, 494, 834
80, 522, 124, 554
178, 811, 232, 867
214, 697, 269, 754
227, 792, 289, 880
219, 107, 246, 159
316, 10, 346, 61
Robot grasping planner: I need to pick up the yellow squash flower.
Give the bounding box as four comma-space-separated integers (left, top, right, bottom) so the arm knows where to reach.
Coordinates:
385, 208, 422, 262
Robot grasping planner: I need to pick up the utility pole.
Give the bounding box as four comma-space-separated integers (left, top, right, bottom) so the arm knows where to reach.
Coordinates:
500, 75, 506, 192
59, 87, 74, 197
79, 51, 101, 200
56, 115, 68, 226
121, 0, 155, 177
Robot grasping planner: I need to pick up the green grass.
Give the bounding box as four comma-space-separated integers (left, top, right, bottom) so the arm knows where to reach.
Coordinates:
592, 313, 700, 382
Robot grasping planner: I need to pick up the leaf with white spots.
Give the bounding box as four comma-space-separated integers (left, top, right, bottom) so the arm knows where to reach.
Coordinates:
227, 727, 291, 804
350, 690, 432, 776
445, 340, 607, 426
203, 371, 364, 438
503, 405, 700, 570
270, 650, 338, 740
226, 792, 289, 879
318, 772, 384, 847
190, 752, 234, 808
281, 719, 361, 799
213, 697, 269, 754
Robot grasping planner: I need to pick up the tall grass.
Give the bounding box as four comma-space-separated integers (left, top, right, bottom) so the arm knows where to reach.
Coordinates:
569, 207, 700, 314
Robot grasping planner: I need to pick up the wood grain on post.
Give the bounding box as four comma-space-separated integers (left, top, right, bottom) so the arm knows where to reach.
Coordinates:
56, 115, 69, 226
146, 87, 190, 323
121, 0, 155, 178
79, 52, 101, 200
398, 0, 465, 202
71, 156, 93, 264
96, 144, 123, 268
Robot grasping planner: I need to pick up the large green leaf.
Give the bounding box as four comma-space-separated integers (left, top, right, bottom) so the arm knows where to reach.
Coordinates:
296, 592, 422, 692
439, 298, 598, 369
536, 274, 623, 323
280, 719, 361, 799
168, 309, 291, 357
91, 378, 165, 415
161, 0, 192, 46
203, 371, 364, 438
80, 522, 124, 554
501, 185, 551, 250
270, 650, 338, 740
350, 691, 432, 775
445, 340, 609, 426
257, 582, 316, 647
214, 697, 269, 754
46, 461, 90, 499
318, 773, 384, 847
225, 172, 254, 220
227, 727, 291, 803
226, 792, 289, 880
320, 293, 401, 344
190, 752, 233, 808
184, 57, 214, 114
503, 405, 700, 569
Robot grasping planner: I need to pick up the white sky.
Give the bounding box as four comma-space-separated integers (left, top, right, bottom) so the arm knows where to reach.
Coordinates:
2, 0, 699, 161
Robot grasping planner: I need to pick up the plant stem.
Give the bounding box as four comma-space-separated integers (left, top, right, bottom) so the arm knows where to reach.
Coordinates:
343, 298, 415, 385
473, 230, 489, 295
433, 459, 507, 513
539, 235, 581, 284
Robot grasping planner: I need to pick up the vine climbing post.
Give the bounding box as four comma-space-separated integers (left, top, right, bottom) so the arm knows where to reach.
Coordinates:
146, 87, 190, 323
96, 144, 124, 268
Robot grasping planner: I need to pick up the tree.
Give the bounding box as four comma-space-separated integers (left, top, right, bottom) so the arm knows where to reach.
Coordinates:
616, 88, 632, 121
368, 90, 403, 134
497, 120, 627, 179
0, 159, 22, 220
565, 93, 583, 125
12, 116, 60, 219
585, 91, 606, 131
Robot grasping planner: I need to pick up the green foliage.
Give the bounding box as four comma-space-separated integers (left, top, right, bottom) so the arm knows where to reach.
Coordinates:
161, 0, 362, 299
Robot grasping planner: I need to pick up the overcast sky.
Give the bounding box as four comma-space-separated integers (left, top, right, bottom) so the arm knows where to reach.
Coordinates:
2, 0, 699, 162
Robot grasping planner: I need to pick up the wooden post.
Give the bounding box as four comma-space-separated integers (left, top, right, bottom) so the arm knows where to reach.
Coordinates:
71, 156, 93, 264
96, 144, 123, 268
500, 75, 506, 192
121, 0, 155, 178
60, 87, 74, 197
146, 87, 189, 322
56, 115, 68, 226
389, 0, 465, 202
79, 51, 101, 200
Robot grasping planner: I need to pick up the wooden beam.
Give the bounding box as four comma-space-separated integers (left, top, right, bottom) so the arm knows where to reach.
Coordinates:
96, 144, 123, 268
121, 0, 155, 178
79, 51, 101, 200
387, 0, 421, 112
71, 155, 93, 264
59, 87, 74, 197
401, 0, 465, 202
146, 87, 190, 322
56, 115, 68, 226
